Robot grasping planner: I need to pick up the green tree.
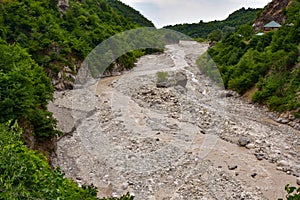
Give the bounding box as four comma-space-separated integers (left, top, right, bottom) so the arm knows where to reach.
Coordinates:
208, 29, 223, 41
0, 43, 57, 139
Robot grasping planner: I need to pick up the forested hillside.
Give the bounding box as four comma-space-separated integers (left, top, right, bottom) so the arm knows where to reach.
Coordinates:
106, 0, 154, 27
165, 7, 261, 40
0, 0, 152, 199
199, 0, 300, 116
0, 0, 153, 90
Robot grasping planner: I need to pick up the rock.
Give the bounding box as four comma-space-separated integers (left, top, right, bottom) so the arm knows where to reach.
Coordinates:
175, 71, 187, 88
289, 115, 296, 121
57, 0, 69, 15
293, 172, 300, 177
281, 118, 290, 124
277, 160, 289, 167
246, 143, 256, 149
294, 165, 300, 170
174, 85, 186, 94
156, 81, 171, 88
255, 153, 264, 160
228, 165, 238, 170
238, 137, 251, 147
297, 178, 300, 186
219, 90, 238, 98
122, 182, 129, 190
277, 117, 289, 124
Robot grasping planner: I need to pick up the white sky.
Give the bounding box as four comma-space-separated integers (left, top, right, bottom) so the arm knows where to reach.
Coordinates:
120, 0, 272, 28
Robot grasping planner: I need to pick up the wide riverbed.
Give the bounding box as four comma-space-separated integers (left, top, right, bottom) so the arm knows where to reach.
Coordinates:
49, 41, 299, 199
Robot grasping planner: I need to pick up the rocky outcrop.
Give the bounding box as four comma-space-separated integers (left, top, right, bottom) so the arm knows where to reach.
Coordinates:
253, 0, 291, 31
57, 0, 69, 16
51, 66, 75, 90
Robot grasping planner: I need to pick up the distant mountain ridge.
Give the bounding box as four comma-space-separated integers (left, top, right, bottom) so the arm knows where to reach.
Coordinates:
164, 7, 261, 39
106, 0, 154, 27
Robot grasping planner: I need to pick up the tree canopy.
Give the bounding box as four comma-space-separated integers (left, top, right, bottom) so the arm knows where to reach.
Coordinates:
204, 0, 300, 115
165, 7, 261, 39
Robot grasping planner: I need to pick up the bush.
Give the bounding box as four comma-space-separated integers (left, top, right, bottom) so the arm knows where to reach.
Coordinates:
0, 43, 58, 139
279, 184, 300, 200
206, 0, 300, 114
0, 121, 98, 199
156, 71, 168, 83
0, 121, 135, 200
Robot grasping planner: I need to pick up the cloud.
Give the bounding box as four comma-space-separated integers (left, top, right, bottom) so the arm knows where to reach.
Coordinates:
121, 0, 272, 28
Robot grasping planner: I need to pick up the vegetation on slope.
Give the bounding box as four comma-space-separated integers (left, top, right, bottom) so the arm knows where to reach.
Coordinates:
0, 121, 135, 200
200, 0, 300, 116
0, 122, 97, 199
106, 0, 154, 27
0, 0, 148, 80
0, 42, 57, 139
0, 0, 155, 198
165, 7, 261, 40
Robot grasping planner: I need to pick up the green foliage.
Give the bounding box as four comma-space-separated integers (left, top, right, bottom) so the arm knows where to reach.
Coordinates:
196, 52, 224, 86
278, 184, 300, 200
0, 1, 145, 199
156, 71, 169, 83
0, 0, 151, 77
0, 43, 58, 139
208, 29, 223, 42
165, 7, 261, 39
0, 121, 134, 200
237, 24, 254, 38
0, 121, 98, 199
206, 0, 300, 115
106, 0, 154, 27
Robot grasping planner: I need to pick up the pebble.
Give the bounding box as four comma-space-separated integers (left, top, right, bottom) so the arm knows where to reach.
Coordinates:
297, 178, 300, 186
122, 182, 129, 190
295, 165, 300, 170
246, 143, 255, 149
277, 160, 289, 167
238, 137, 251, 147
228, 165, 238, 170
251, 173, 257, 178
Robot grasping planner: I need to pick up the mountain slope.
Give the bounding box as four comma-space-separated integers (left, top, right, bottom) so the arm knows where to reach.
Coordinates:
204, 0, 300, 117
164, 7, 261, 39
0, 0, 155, 90
253, 0, 291, 31
0, 0, 153, 199
106, 0, 154, 27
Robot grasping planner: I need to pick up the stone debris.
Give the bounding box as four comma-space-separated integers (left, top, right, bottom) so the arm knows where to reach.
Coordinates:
50, 42, 299, 200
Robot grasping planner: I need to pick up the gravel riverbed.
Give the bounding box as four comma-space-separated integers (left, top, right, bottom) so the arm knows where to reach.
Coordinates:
49, 41, 300, 200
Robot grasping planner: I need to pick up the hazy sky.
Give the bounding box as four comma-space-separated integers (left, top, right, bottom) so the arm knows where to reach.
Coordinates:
120, 0, 272, 28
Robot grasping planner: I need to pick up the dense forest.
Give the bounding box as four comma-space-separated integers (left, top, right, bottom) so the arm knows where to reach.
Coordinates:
198, 0, 300, 116
0, 0, 153, 199
165, 7, 262, 40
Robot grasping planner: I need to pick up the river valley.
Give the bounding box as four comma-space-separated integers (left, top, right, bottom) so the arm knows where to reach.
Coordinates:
49, 41, 300, 200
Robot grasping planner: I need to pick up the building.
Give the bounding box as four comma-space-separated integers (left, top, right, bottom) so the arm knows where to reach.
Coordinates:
263, 21, 281, 32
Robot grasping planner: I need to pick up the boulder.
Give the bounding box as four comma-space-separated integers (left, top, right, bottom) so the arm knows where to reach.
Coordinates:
238, 137, 251, 147
57, 0, 69, 15
175, 71, 187, 88
297, 178, 300, 186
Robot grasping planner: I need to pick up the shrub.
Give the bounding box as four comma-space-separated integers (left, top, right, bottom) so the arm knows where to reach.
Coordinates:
156, 71, 168, 83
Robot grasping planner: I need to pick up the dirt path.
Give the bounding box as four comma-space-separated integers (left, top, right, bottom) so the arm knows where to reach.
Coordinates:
50, 41, 299, 200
